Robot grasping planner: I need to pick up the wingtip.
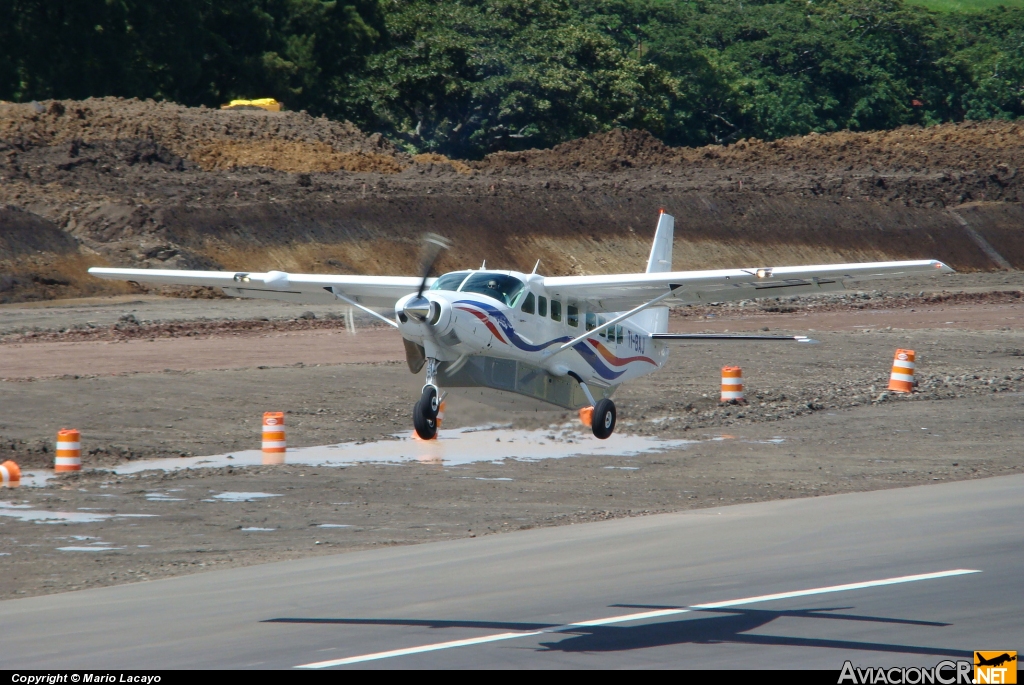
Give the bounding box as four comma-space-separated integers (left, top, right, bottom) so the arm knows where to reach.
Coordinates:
796, 336, 820, 344
933, 260, 956, 274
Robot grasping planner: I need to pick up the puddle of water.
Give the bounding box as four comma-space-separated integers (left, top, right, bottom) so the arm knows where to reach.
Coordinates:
240, 527, 275, 531
57, 546, 124, 552
0, 502, 158, 524
604, 466, 639, 470
317, 524, 351, 528
213, 492, 281, 502
109, 427, 695, 473
16, 471, 54, 488
0, 502, 110, 524
742, 437, 787, 445
146, 492, 185, 501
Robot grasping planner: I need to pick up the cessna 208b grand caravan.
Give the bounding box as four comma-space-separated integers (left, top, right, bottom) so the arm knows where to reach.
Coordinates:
89, 212, 953, 440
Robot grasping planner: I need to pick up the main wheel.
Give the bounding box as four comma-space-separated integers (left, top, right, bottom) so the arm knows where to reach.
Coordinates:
591, 398, 616, 439
413, 386, 439, 440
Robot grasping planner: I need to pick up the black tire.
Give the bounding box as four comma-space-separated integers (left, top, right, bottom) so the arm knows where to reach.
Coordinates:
413, 387, 439, 440
592, 398, 616, 439
421, 386, 439, 417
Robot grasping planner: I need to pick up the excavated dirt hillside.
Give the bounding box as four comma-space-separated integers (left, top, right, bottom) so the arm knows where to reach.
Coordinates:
1, 98, 1023, 302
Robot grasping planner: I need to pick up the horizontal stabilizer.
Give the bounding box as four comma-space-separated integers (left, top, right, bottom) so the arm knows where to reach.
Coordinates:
652, 334, 817, 343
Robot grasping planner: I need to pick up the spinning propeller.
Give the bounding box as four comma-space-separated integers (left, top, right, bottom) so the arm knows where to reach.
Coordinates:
404, 233, 450, 322
417, 233, 451, 297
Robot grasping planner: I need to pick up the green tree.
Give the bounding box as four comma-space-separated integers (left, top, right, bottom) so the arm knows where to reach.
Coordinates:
342, 0, 676, 157
0, 0, 384, 114
640, 0, 973, 145
947, 6, 1024, 119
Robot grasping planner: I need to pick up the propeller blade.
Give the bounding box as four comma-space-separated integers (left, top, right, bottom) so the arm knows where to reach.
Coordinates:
417, 233, 451, 297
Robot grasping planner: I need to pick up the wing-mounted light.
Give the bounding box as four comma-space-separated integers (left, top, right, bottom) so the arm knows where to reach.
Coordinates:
233, 272, 251, 283
756, 268, 773, 279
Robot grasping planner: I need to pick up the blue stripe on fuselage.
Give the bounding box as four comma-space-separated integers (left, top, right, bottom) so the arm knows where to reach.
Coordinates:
572, 342, 627, 380
455, 299, 568, 352
454, 298, 630, 380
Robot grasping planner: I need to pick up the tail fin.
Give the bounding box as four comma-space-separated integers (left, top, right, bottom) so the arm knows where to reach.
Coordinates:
633, 211, 674, 334
646, 210, 674, 273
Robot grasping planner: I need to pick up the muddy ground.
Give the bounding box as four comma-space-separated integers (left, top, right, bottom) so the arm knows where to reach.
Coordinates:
3, 98, 1024, 305
2, 99, 1024, 599
1, 274, 1023, 600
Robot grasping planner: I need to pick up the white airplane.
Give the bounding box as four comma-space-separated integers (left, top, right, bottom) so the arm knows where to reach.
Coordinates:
89, 212, 953, 440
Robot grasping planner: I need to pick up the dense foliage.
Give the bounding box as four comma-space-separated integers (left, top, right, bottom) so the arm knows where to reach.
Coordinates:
0, 0, 383, 114
1, 0, 1022, 157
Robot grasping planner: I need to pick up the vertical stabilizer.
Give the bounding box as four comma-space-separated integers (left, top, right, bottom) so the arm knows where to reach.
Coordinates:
633, 211, 674, 334
646, 211, 674, 273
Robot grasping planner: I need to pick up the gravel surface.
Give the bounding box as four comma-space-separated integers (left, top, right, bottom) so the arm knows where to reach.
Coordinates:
1, 292, 1022, 600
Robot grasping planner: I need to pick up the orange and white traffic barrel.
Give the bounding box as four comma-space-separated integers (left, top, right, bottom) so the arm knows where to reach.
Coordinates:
436, 401, 446, 429
55, 429, 82, 472
888, 349, 916, 393
721, 366, 744, 402
262, 412, 286, 464
0, 460, 20, 487
579, 406, 594, 428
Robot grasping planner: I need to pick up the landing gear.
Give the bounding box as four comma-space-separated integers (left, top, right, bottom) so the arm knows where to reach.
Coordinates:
591, 398, 616, 440
413, 385, 439, 440
568, 370, 617, 440
413, 358, 443, 440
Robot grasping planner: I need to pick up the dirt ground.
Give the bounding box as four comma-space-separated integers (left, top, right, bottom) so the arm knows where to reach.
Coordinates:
1, 274, 1023, 600
4, 98, 1024, 305
2, 99, 1024, 599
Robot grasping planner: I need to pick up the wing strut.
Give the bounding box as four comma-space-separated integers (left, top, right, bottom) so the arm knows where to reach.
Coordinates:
545, 285, 684, 357
326, 287, 399, 328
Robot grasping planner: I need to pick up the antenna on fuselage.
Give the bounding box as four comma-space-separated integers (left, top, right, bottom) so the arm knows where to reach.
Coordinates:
480, 260, 486, 269
531, 259, 541, 275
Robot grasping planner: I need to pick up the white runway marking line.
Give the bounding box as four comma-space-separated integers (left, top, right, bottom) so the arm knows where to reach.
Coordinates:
294, 568, 979, 668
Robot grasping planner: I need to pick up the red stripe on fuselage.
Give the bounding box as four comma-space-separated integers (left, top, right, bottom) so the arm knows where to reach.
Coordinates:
455, 306, 508, 344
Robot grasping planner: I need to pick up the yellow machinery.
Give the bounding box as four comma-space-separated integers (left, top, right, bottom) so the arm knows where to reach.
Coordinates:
220, 98, 282, 112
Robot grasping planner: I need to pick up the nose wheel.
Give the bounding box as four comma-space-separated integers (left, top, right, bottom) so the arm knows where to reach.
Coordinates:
591, 399, 616, 440
413, 385, 440, 440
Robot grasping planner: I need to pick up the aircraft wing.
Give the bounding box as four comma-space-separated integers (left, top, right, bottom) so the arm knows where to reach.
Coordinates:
543, 260, 954, 312
87, 267, 424, 308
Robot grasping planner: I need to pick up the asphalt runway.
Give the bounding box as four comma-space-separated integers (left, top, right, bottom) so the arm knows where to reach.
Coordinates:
1, 474, 1020, 670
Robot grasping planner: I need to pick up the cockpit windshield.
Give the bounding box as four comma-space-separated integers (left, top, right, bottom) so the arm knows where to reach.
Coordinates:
429, 271, 471, 292
458, 273, 526, 307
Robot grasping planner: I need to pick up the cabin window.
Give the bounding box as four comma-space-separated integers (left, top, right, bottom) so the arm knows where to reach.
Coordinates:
596, 315, 609, 338
538, 296, 547, 317
522, 292, 535, 314
615, 325, 624, 344
566, 304, 578, 327
430, 271, 471, 292
585, 312, 597, 331
551, 300, 562, 322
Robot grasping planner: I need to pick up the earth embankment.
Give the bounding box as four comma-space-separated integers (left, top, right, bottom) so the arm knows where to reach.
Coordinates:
2, 98, 1023, 302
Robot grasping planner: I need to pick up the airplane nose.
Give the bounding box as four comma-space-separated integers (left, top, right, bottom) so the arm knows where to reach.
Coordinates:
403, 295, 432, 322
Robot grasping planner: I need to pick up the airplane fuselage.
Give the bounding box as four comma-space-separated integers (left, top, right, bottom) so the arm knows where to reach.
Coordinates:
395, 270, 669, 391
